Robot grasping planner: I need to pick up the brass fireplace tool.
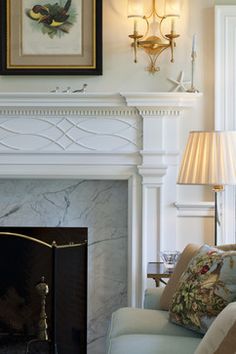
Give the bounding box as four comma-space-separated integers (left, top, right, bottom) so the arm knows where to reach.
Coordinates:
36, 276, 49, 341
25, 276, 49, 354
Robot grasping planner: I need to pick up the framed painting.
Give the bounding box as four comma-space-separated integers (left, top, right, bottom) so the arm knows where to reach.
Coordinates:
0, 0, 102, 75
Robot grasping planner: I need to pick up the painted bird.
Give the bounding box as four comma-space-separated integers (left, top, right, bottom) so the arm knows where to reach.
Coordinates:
28, 0, 72, 28
28, 5, 50, 22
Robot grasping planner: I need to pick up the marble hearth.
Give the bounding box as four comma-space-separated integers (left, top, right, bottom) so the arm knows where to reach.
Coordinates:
0, 92, 201, 353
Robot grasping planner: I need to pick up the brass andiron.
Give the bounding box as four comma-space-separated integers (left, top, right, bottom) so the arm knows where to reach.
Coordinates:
36, 276, 49, 341
25, 276, 49, 354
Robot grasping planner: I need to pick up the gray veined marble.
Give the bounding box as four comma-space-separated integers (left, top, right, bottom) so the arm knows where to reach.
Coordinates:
0, 179, 128, 354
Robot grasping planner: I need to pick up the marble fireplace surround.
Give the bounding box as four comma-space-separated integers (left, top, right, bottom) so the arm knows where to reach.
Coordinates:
0, 91, 201, 307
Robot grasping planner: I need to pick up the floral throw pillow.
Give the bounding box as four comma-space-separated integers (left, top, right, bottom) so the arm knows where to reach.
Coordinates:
169, 244, 236, 334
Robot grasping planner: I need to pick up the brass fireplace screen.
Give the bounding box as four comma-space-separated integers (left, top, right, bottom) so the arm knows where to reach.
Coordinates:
0, 227, 87, 354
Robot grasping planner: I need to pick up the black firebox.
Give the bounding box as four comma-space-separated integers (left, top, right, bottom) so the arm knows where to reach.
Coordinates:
0, 227, 87, 354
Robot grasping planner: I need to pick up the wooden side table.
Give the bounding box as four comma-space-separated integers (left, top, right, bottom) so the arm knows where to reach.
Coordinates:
147, 262, 173, 287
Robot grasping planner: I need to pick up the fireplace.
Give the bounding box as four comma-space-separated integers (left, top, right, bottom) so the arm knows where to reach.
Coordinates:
0, 91, 201, 353
0, 227, 87, 354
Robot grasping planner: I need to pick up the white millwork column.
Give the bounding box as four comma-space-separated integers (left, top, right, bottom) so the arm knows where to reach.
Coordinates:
122, 92, 202, 300
138, 109, 180, 297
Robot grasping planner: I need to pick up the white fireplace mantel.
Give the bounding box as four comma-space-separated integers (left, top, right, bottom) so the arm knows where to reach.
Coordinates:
0, 91, 200, 108
0, 91, 202, 307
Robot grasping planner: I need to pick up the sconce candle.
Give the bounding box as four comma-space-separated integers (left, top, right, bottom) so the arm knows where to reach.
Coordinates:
134, 19, 137, 33
192, 34, 197, 54
171, 18, 176, 33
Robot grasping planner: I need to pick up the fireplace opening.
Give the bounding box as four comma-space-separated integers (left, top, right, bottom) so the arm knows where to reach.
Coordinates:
0, 227, 87, 354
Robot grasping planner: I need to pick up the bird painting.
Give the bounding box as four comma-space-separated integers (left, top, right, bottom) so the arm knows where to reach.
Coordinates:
26, 0, 76, 38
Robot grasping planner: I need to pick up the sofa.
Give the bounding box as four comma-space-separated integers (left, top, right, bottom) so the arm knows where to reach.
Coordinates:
107, 244, 236, 354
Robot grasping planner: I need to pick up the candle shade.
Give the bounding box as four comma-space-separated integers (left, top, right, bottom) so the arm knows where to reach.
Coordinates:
128, 0, 144, 18
165, 0, 181, 17
178, 131, 236, 186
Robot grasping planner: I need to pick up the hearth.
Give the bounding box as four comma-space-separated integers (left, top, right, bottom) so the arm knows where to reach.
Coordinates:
0, 227, 87, 354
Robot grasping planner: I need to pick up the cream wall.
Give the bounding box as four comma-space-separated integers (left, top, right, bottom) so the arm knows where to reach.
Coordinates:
0, 0, 218, 93
1, 0, 235, 250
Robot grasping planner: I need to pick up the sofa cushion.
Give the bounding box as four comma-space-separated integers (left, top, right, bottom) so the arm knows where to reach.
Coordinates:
217, 244, 236, 252
108, 334, 202, 354
160, 243, 200, 310
170, 244, 236, 334
144, 287, 165, 310
194, 301, 236, 354
108, 307, 202, 339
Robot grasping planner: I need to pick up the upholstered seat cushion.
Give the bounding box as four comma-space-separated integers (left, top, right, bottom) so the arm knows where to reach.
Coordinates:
108, 334, 202, 354
108, 307, 202, 339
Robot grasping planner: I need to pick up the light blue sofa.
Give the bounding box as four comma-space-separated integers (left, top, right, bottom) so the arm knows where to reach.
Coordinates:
107, 286, 236, 354
107, 287, 203, 354
107, 243, 236, 353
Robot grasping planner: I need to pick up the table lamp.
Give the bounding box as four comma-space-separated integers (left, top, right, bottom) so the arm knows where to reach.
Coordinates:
177, 131, 236, 245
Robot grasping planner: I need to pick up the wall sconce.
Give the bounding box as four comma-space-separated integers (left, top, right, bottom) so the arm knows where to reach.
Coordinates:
128, 0, 181, 74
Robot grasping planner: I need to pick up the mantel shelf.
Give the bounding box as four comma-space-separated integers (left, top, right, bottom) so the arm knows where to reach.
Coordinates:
0, 92, 202, 108
121, 92, 203, 108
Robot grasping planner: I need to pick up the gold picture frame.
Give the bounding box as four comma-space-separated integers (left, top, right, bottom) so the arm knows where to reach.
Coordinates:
0, 0, 102, 75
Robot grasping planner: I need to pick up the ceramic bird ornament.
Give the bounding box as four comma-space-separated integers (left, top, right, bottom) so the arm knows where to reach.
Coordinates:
26, 0, 75, 37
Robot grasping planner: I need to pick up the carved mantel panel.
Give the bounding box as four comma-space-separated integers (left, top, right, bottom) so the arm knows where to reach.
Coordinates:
0, 114, 142, 153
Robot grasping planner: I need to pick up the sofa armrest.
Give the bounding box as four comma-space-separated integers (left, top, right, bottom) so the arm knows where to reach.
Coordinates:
194, 302, 236, 354
143, 287, 165, 310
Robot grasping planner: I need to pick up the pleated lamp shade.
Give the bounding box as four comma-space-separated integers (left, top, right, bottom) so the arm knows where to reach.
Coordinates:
178, 131, 236, 186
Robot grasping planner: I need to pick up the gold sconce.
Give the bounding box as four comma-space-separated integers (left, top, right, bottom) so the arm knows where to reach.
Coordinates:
128, 0, 181, 73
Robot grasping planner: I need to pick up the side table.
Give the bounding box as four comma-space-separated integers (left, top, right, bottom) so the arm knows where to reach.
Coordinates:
147, 262, 173, 287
